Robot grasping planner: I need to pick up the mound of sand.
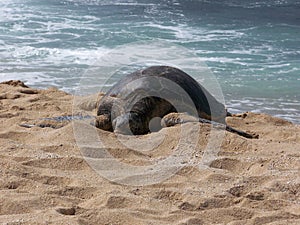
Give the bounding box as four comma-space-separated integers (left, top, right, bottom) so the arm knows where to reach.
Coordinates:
0, 81, 299, 225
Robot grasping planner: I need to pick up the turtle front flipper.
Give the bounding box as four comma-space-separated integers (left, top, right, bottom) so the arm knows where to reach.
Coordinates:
19, 118, 71, 129
19, 114, 94, 129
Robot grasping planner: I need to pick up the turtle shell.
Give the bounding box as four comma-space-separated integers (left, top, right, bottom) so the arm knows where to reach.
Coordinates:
97, 66, 227, 134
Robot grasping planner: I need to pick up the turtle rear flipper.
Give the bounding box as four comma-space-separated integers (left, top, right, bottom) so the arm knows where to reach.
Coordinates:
161, 112, 258, 139
225, 125, 258, 139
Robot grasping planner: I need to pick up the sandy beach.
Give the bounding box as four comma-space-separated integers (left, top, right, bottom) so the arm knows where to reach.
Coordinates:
0, 80, 299, 225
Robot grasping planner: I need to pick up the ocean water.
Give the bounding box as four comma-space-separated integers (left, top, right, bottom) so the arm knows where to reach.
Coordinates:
0, 0, 299, 123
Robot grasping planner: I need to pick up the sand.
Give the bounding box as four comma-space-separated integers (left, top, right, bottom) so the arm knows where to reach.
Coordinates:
0, 80, 299, 225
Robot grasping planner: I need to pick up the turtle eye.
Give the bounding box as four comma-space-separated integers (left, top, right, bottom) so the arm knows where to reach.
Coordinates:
175, 118, 182, 123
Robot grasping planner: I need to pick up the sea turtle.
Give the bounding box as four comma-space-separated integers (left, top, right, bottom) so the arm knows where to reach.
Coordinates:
95, 66, 257, 138
19, 66, 257, 138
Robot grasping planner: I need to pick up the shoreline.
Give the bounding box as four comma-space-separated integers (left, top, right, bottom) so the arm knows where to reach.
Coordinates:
0, 80, 299, 224
3, 79, 298, 125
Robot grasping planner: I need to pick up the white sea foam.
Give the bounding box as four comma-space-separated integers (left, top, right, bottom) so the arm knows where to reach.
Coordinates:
227, 97, 300, 124
0, 0, 299, 123
1, 45, 110, 66
0, 72, 57, 87
145, 22, 244, 42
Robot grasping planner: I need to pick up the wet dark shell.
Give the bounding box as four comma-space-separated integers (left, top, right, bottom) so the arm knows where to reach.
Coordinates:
97, 66, 227, 134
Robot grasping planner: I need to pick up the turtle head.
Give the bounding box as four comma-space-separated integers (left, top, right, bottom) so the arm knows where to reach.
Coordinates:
113, 112, 146, 135
95, 114, 113, 132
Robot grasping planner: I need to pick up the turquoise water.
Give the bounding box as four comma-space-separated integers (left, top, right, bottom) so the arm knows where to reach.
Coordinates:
0, 0, 299, 123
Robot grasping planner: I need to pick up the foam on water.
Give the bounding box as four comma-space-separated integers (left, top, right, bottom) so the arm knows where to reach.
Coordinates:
227, 97, 300, 124
0, 0, 299, 123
